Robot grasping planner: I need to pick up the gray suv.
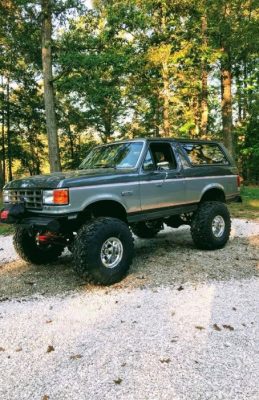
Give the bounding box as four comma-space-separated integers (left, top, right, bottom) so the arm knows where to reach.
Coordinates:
1, 138, 241, 285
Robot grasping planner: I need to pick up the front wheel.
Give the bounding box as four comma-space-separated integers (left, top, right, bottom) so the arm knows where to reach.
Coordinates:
191, 201, 231, 250
73, 217, 134, 285
13, 227, 64, 264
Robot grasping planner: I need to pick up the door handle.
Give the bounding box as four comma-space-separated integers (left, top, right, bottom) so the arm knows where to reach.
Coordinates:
163, 171, 168, 182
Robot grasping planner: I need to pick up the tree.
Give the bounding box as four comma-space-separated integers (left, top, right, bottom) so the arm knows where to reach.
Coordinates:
41, 0, 61, 172
200, 13, 209, 137
207, 0, 258, 157
0, 76, 6, 189
57, 7, 134, 142
0, 0, 258, 182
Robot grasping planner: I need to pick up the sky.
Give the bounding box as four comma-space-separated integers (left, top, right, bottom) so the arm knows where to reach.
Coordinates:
85, 0, 93, 8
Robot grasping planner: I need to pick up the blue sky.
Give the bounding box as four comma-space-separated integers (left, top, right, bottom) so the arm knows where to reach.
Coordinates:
85, 0, 93, 8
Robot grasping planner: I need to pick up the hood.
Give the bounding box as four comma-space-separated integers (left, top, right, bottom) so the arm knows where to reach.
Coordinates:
4, 168, 137, 190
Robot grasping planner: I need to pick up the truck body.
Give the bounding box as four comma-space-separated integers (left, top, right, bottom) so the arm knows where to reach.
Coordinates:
0, 138, 241, 285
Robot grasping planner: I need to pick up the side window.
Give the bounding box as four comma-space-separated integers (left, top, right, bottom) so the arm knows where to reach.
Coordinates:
142, 143, 177, 171
178, 152, 190, 169
150, 143, 177, 170
181, 143, 229, 166
143, 150, 155, 171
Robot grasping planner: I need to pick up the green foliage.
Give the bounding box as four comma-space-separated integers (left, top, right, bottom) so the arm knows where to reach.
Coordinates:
0, 0, 258, 182
229, 186, 259, 220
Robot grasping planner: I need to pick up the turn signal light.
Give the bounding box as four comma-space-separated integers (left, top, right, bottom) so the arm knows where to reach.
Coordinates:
53, 189, 69, 205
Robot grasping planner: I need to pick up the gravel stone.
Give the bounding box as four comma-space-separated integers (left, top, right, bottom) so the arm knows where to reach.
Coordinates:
0, 218, 258, 399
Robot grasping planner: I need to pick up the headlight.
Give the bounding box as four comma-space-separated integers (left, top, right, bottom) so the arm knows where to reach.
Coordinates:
3, 190, 10, 203
43, 189, 69, 205
43, 190, 54, 205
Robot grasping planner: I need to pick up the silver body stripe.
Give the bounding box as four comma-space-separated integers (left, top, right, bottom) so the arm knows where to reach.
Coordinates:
69, 175, 238, 191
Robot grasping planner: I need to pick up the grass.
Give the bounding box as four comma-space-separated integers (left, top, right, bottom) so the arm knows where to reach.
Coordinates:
0, 186, 258, 236
229, 186, 259, 220
0, 199, 14, 236
0, 223, 14, 236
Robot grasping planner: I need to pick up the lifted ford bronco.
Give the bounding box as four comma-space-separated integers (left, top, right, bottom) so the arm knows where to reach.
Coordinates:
1, 138, 241, 285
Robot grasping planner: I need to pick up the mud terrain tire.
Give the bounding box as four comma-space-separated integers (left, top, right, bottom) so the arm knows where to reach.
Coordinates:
191, 201, 231, 250
73, 217, 134, 285
13, 227, 64, 264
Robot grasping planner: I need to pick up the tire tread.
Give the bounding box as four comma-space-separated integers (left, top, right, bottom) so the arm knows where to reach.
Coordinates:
191, 201, 231, 250
13, 227, 63, 264
73, 217, 134, 285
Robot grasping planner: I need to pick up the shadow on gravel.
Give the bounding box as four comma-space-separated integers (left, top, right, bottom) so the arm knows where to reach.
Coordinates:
0, 228, 258, 301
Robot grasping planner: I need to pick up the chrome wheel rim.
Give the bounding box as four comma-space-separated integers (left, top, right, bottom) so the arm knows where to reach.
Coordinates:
101, 237, 123, 269
212, 215, 225, 238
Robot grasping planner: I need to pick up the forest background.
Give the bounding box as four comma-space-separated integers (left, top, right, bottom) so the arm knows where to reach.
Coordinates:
0, 0, 258, 188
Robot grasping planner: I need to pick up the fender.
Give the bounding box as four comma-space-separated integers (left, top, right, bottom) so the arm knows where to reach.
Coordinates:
200, 183, 225, 202
79, 193, 127, 213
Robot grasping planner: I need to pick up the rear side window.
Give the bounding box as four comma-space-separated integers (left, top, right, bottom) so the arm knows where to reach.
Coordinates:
181, 143, 229, 166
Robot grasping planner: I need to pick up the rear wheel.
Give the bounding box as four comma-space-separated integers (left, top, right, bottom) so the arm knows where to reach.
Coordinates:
191, 201, 231, 250
73, 217, 134, 285
131, 220, 163, 238
13, 227, 64, 264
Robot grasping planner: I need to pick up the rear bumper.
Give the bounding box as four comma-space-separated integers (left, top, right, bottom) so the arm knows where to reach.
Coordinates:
226, 195, 242, 203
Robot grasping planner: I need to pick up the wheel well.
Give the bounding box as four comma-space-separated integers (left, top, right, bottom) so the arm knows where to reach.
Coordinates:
200, 188, 226, 203
81, 200, 127, 223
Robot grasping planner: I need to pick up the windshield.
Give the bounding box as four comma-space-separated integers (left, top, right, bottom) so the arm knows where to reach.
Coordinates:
79, 142, 144, 170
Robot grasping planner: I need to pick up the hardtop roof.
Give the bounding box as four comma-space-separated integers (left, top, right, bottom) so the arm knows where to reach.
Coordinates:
111, 137, 221, 145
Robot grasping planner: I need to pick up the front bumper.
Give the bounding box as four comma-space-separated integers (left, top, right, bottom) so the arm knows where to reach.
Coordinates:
0, 203, 26, 224
0, 204, 78, 232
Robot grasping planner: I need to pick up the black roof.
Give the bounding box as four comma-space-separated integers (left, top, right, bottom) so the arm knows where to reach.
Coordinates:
114, 137, 221, 145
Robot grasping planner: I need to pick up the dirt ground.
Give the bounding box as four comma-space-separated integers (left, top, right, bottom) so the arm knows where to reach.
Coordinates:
0, 219, 258, 400
0, 220, 258, 301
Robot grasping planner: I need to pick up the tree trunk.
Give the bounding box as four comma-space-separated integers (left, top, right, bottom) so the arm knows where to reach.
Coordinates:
68, 125, 74, 161
1, 76, 6, 187
6, 77, 12, 181
29, 129, 36, 175
243, 58, 248, 120
154, 96, 160, 137
0, 159, 3, 190
220, 49, 234, 157
200, 15, 208, 137
41, 0, 61, 172
235, 67, 243, 123
193, 96, 200, 137
102, 104, 112, 142
160, 1, 170, 137
162, 61, 170, 137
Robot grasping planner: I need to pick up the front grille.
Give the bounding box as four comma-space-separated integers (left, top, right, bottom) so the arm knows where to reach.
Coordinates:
8, 189, 43, 210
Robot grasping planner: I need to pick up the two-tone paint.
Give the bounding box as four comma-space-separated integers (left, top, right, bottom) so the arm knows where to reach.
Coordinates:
3, 138, 240, 225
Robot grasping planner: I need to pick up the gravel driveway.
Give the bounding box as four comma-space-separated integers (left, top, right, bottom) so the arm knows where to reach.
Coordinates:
0, 219, 258, 400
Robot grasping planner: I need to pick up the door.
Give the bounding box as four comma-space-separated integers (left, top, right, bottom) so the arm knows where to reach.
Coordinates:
139, 142, 185, 212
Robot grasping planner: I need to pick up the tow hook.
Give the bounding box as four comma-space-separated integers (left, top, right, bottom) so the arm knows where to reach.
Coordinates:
36, 232, 67, 246
0, 209, 10, 221
0, 203, 26, 224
